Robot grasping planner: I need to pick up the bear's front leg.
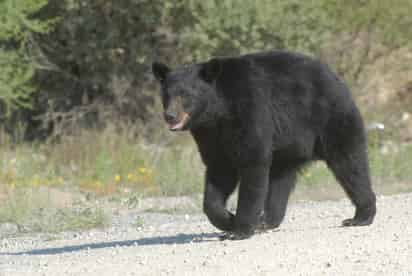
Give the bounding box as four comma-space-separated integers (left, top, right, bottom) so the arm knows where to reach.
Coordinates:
230, 164, 270, 240
203, 166, 238, 232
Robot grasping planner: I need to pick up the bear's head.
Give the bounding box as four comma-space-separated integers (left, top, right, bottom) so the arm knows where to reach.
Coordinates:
152, 59, 224, 131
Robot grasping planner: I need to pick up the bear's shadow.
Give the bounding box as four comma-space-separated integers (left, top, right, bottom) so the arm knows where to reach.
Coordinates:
2, 232, 221, 256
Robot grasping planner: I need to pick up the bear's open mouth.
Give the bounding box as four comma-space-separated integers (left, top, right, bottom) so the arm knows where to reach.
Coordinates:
169, 112, 190, 131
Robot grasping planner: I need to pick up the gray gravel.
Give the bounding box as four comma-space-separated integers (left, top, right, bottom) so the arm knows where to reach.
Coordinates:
1, 193, 412, 276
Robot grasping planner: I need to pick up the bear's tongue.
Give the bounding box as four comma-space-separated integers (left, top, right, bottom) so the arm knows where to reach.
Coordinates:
169, 113, 190, 131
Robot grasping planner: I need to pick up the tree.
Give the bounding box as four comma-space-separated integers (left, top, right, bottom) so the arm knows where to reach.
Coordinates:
0, 0, 55, 116
320, 0, 412, 87
175, 0, 330, 62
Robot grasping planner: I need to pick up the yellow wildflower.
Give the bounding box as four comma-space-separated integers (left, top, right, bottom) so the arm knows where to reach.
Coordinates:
115, 175, 121, 182
127, 173, 134, 180
95, 180, 103, 188
32, 178, 40, 187
9, 182, 16, 190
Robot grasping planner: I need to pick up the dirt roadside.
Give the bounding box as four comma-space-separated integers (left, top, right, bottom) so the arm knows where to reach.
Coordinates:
1, 193, 412, 276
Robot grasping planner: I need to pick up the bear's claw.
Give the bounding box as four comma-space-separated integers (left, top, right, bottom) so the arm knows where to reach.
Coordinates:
219, 232, 253, 241
342, 216, 374, 227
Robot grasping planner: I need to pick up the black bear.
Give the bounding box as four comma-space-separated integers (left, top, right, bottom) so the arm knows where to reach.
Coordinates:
152, 50, 376, 240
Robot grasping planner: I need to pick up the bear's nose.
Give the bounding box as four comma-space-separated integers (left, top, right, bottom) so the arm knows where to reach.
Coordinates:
164, 112, 178, 124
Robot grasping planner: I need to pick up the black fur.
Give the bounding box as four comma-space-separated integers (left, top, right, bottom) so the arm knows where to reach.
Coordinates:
152, 50, 376, 239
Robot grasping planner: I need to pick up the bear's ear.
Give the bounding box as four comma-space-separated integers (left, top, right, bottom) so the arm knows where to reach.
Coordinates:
152, 62, 170, 82
200, 58, 222, 83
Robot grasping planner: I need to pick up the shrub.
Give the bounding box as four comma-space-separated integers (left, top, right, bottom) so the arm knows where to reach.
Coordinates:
0, 0, 55, 114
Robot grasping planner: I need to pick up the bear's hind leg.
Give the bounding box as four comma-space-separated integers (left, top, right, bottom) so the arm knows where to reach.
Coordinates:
326, 146, 376, 226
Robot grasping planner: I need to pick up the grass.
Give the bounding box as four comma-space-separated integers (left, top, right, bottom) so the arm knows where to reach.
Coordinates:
0, 188, 108, 235
0, 125, 203, 235
0, 125, 412, 235
2, 125, 411, 200
295, 142, 412, 200
0, 124, 204, 198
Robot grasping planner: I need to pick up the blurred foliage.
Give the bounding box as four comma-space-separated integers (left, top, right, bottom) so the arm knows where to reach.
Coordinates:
319, 0, 412, 88
0, 125, 202, 197
28, 0, 167, 138
171, 0, 412, 61
0, 0, 411, 140
0, 0, 55, 115
323, 0, 412, 47
177, 0, 330, 61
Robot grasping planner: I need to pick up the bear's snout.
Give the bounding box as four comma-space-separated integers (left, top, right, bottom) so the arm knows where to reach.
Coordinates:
164, 111, 190, 131
164, 111, 179, 125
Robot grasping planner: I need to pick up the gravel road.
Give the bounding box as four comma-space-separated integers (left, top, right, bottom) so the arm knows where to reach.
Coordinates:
1, 193, 412, 276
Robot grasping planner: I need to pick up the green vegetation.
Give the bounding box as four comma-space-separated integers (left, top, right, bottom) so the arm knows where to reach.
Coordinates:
0, 0, 411, 137
0, 188, 108, 235
1, 0, 412, 234
1, 126, 412, 235
0, 0, 56, 114
301, 143, 412, 191
0, 126, 203, 197
1, 127, 411, 198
